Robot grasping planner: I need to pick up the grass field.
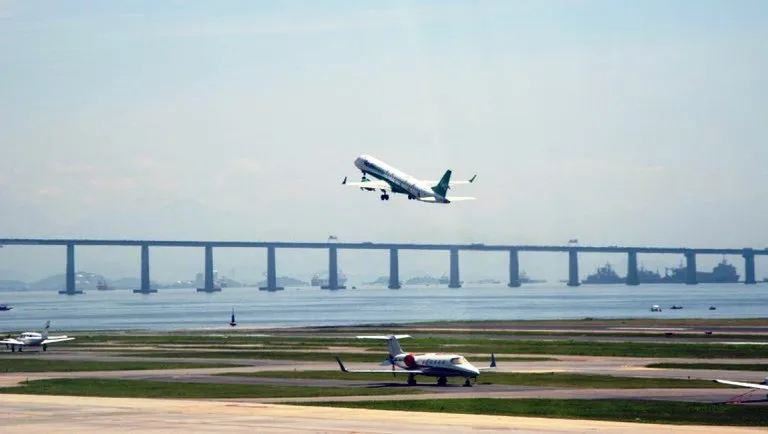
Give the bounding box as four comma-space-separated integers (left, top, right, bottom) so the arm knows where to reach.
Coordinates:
0, 378, 423, 399
0, 358, 242, 372
647, 362, 768, 371
296, 398, 768, 426
217, 370, 734, 388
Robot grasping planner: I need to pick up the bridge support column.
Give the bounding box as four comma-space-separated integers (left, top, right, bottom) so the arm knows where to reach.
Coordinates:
626, 251, 639, 286
323, 247, 345, 289
388, 248, 401, 289
567, 250, 580, 287
743, 250, 756, 285
197, 245, 220, 292
59, 243, 83, 294
508, 249, 521, 287
259, 246, 284, 291
449, 248, 461, 288
685, 251, 697, 285
134, 244, 157, 293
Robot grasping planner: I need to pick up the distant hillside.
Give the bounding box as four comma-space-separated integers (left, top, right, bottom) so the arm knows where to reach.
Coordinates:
0, 280, 27, 291
30, 271, 106, 291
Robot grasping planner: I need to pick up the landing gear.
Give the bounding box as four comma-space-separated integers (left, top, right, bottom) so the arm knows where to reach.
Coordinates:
463, 378, 472, 387
407, 374, 417, 386
407, 194, 414, 200
437, 376, 447, 386
380, 194, 390, 201
42, 344, 47, 352
10, 345, 15, 353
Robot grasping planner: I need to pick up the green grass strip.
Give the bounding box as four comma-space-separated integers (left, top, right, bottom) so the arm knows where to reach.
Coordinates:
0, 378, 423, 399
295, 398, 768, 426
0, 359, 242, 373
647, 362, 768, 371
218, 370, 732, 388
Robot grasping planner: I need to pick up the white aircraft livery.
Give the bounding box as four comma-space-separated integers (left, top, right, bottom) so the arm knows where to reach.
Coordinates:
335, 334, 495, 387
1, 321, 75, 352
342, 155, 476, 203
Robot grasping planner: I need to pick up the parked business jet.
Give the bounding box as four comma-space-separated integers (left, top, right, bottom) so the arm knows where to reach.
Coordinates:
342, 155, 476, 203
1, 321, 75, 352
335, 334, 495, 387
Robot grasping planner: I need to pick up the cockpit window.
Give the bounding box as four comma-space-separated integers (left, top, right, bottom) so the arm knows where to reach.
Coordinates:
450, 357, 467, 365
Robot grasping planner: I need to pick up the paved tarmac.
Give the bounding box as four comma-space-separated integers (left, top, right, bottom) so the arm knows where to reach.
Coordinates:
1, 394, 764, 434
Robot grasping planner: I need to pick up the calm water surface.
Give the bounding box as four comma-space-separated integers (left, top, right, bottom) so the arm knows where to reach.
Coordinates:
0, 283, 766, 331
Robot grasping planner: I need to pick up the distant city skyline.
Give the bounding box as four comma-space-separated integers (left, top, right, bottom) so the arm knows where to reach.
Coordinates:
2, 2, 767, 281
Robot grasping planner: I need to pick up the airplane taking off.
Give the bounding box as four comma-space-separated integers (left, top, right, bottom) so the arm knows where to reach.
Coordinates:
1, 321, 75, 352
714, 378, 768, 401
342, 155, 476, 203
335, 334, 495, 387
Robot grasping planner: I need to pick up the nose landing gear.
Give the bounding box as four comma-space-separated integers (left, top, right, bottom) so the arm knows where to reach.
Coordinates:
380, 194, 390, 201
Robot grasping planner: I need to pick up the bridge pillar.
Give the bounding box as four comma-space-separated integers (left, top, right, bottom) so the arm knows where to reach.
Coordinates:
508, 249, 521, 287
449, 248, 461, 288
685, 251, 697, 285
59, 243, 83, 294
133, 244, 157, 294
389, 248, 401, 289
626, 251, 639, 286
567, 250, 580, 287
259, 246, 284, 291
323, 247, 345, 289
197, 245, 220, 292
743, 249, 756, 285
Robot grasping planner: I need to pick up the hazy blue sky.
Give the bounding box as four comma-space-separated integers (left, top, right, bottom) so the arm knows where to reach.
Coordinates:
1, 1, 767, 282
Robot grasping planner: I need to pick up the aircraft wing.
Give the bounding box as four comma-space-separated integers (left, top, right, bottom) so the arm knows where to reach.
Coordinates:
0, 338, 24, 345
714, 379, 768, 391
342, 177, 392, 191
336, 357, 425, 374
41, 337, 75, 345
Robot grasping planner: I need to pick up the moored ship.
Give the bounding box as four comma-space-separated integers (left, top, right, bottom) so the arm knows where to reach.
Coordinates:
582, 263, 624, 284
662, 258, 740, 283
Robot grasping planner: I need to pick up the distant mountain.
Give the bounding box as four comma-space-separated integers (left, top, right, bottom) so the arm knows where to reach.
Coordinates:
0, 280, 27, 291
30, 271, 106, 291
365, 276, 389, 285
109, 277, 161, 290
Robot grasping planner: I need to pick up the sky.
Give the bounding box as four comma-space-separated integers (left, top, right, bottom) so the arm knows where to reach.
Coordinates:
1, 1, 767, 283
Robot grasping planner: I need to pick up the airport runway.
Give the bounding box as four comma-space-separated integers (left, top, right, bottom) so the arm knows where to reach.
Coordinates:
0, 394, 764, 434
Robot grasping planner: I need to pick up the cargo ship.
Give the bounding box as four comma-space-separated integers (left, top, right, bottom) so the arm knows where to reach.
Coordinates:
662, 258, 739, 283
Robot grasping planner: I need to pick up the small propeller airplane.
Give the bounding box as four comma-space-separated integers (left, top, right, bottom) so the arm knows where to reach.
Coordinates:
1, 321, 75, 352
335, 334, 495, 387
342, 155, 476, 204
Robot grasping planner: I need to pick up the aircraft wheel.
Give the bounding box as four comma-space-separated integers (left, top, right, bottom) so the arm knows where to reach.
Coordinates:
463, 378, 472, 387
43, 344, 47, 352
10, 346, 14, 353
437, 377, 447, 386
407, 374, 417, 386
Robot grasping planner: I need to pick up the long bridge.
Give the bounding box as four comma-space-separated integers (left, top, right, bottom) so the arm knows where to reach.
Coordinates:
1, 238, 765, 294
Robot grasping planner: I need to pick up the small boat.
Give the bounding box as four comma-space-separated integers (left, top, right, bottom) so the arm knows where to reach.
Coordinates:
650, 305, 662, 312
0, 304, 12, 311
670, 305, 683, 310
229, 308, 237, 327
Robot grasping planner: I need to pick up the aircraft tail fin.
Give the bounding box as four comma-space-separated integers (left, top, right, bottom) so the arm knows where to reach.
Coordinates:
431, 170, 452, 197
357, 334, 410, 357
42, 321, 50, 339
